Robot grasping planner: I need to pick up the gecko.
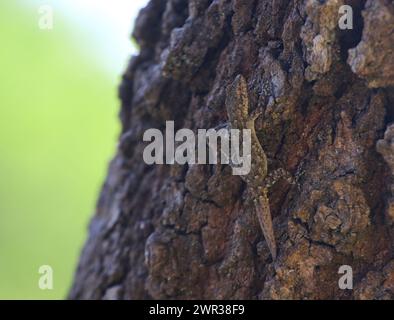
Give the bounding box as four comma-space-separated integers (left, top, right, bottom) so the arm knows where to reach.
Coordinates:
225, 74, 285, 261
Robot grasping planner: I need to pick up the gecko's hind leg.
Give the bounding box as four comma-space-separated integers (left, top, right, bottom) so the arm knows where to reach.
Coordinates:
264, 168, 295, 189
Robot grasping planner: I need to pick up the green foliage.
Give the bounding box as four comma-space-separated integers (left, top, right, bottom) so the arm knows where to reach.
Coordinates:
0, 1, 118, 298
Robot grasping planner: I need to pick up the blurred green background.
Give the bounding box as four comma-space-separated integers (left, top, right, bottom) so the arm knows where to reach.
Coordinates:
0, 0, 146, 299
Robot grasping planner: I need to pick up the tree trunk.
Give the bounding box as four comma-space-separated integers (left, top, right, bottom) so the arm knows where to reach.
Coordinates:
69, 0, 394, 300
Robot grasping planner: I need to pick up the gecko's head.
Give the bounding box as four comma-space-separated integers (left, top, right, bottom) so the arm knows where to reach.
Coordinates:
225, 74, 250, 125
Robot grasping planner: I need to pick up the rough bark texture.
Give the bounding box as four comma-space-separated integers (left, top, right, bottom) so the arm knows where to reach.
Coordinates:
69, 0, 394, 299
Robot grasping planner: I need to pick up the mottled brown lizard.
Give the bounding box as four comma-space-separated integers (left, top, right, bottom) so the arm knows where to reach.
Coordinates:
225, 74, 286, 261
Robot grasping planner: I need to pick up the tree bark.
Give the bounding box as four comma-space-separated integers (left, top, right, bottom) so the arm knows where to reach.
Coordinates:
69, 0, 394, 300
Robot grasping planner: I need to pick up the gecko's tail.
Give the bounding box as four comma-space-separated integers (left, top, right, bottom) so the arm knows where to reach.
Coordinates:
255, 196, 277, 261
